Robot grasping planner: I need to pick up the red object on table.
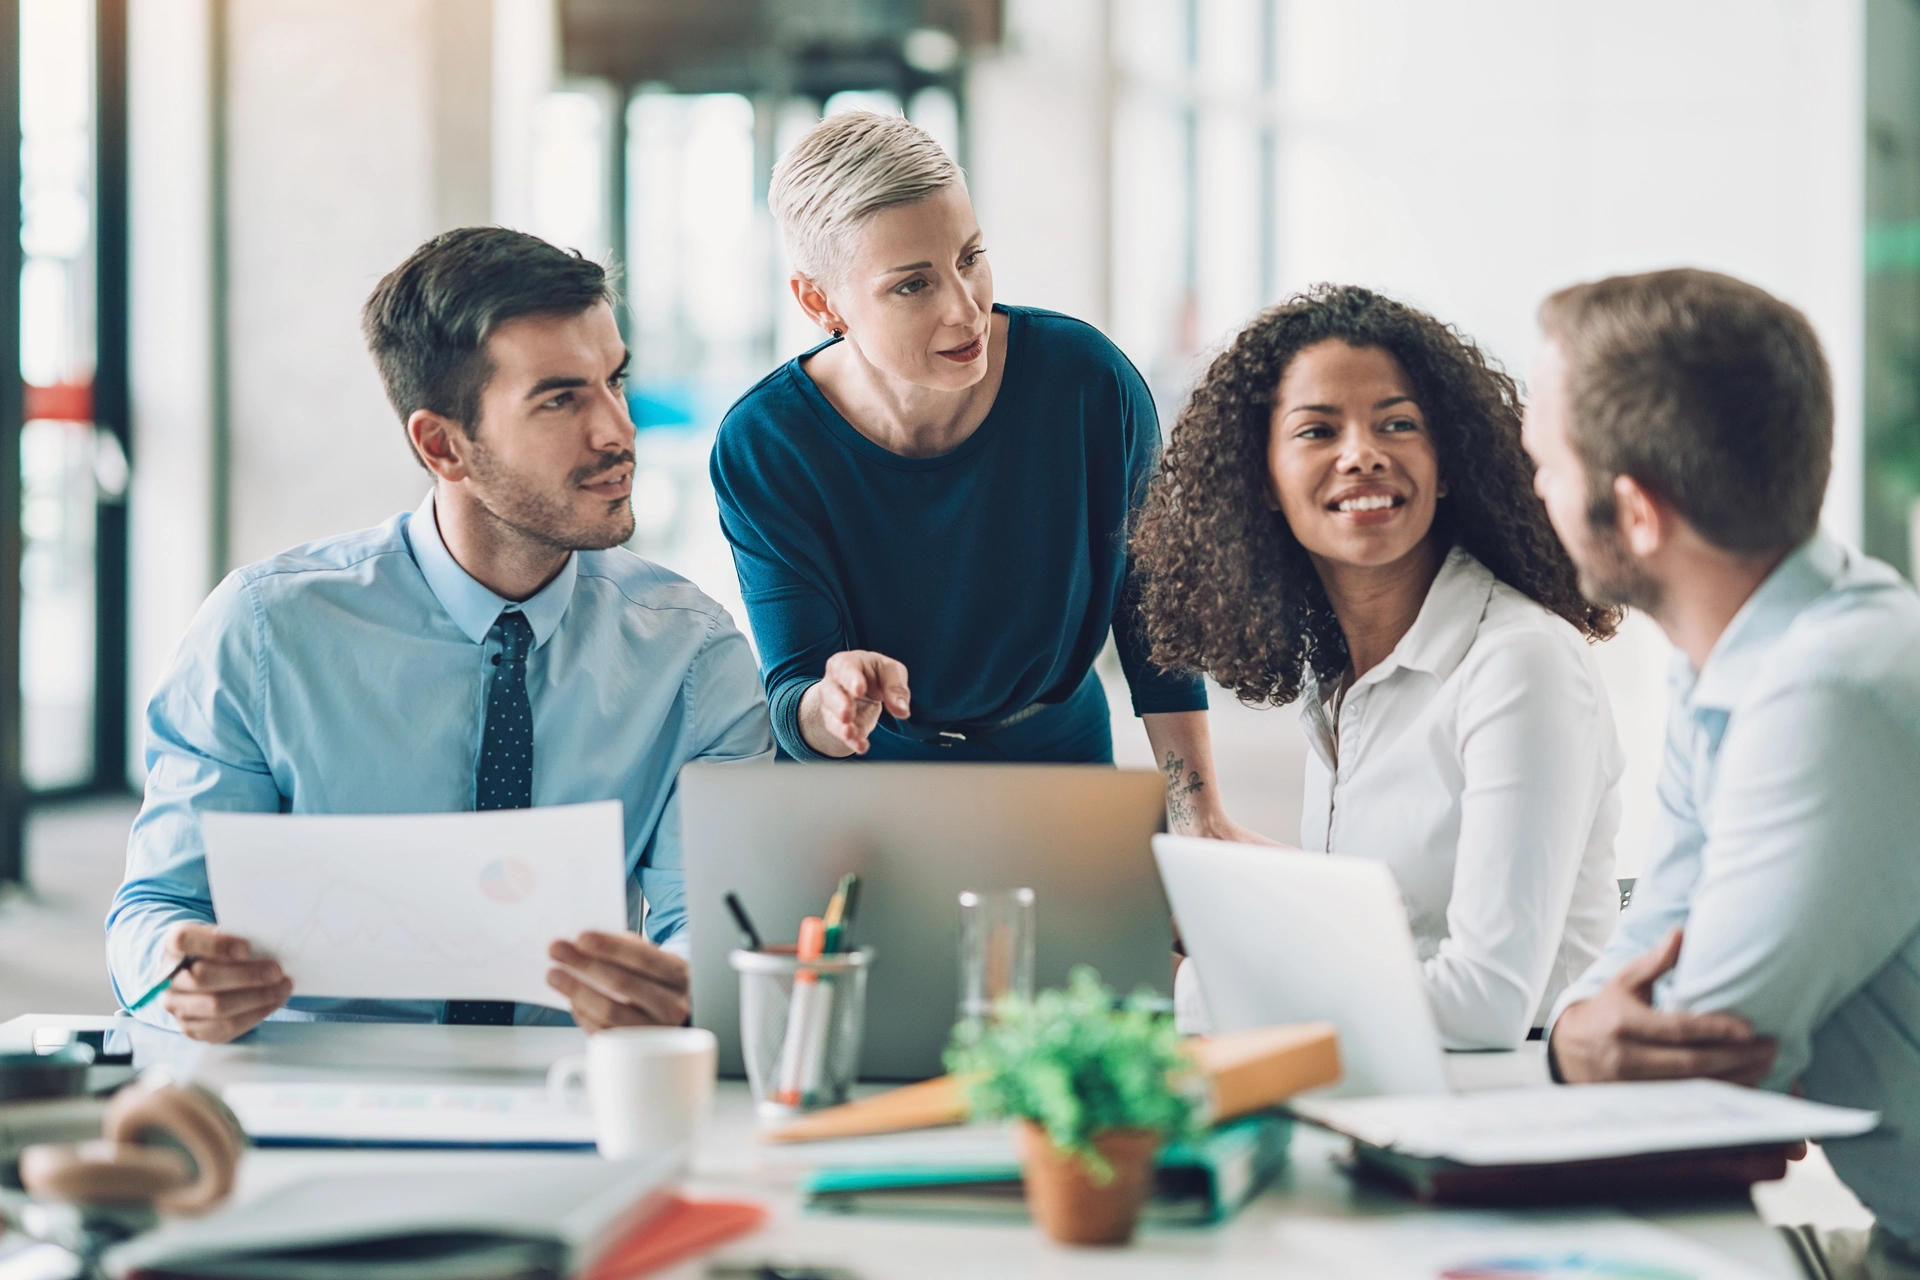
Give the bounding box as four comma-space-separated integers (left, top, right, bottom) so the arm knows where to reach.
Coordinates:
576, 1195, 769, 1280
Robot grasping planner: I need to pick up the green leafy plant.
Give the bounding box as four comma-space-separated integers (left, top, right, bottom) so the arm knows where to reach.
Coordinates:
944, 967, 1198, 1179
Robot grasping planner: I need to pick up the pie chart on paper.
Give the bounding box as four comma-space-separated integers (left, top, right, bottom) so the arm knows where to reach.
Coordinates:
478, 857, 538, 904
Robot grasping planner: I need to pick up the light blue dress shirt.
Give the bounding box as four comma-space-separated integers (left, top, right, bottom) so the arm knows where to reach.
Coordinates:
107, 492, 773, 1027
1550, 533, 1920, 1243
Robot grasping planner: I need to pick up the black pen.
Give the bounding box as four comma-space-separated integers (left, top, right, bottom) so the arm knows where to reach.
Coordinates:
724, 891, 763, 951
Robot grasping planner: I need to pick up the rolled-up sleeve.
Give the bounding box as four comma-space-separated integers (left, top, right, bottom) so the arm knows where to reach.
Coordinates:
107, 574, 284, 1025
637, 610, 775, 944
1426, 630, 1612, 1048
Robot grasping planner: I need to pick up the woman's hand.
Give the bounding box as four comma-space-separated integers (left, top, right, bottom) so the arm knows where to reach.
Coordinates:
799, 650, 912, 757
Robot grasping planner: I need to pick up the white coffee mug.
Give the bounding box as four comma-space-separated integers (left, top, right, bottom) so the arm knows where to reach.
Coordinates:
546, 1026, 717, 1160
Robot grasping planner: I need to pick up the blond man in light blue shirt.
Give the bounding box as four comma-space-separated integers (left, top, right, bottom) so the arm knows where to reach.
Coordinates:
1523, 268, 1920, 1277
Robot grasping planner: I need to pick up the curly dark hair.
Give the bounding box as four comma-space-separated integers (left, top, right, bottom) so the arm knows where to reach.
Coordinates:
1131, 284, 1619, 707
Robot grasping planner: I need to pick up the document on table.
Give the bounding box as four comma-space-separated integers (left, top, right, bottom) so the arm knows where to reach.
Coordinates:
202, 803, 627, 1009
1281, 1211, 1778, 1280
1290, 1077, 1878, 1165
222, 1082, 597, 1149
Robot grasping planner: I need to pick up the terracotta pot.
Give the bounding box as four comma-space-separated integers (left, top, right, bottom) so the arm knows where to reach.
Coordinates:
1016, 1121, 1161, 1246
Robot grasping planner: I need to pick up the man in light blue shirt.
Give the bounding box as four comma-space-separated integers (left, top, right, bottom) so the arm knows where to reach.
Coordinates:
1523, 268, 1920, 1272
107, 228, 773, 1041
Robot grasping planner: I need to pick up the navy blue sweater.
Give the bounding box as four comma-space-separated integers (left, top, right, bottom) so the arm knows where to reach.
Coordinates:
710, 305, 1206, 760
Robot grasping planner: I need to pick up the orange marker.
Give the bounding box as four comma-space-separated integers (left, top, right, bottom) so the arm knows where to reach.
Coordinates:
775, 917, 826, 1107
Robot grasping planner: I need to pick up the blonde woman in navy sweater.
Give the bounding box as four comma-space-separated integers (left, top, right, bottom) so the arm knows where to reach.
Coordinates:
711, 112, 1260, 840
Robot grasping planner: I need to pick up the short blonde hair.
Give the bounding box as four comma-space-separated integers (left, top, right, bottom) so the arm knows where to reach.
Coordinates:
769, 111, 964, 284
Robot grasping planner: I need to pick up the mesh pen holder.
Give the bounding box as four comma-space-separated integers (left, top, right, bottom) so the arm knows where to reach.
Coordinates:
730, 946, 874, 1121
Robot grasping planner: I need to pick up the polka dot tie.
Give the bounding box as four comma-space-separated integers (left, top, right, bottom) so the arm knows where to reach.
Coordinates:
475, 610, 535, 812
447, 610, 535, 1027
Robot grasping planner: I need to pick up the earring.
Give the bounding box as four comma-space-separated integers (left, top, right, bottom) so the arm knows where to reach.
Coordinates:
830, 327, 844, 338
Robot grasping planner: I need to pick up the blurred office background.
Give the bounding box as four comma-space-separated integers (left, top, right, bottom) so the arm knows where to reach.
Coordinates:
0, 0, 1908, 1014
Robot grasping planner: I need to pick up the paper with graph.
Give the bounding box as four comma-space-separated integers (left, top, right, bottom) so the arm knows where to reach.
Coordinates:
202, 803, 627, 1009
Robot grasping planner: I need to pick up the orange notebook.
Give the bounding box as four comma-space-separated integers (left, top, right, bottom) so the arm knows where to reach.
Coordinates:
576, 1195, 769, 1280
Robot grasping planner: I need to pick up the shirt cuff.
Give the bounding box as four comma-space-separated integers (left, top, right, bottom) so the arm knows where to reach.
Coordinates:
771, 676, 837, 762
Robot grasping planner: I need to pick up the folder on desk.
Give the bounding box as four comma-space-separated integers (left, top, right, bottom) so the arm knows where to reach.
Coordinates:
106, 1154, 765, 1280
1291, 1079, 1878, 1206
801, 1114, 1292, 1226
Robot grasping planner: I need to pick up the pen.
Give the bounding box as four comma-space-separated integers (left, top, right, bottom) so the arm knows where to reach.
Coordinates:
822, 873, 858, 955
724, 892, 764, 951
125, 956, 197, 1013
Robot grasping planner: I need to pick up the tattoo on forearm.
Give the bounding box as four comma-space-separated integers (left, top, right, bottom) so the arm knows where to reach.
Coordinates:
1162, 751, 1204, 829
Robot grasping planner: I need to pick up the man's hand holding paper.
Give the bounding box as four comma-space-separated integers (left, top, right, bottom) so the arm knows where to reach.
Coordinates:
159, 922, 292, 1043
547, 931, 691, 1031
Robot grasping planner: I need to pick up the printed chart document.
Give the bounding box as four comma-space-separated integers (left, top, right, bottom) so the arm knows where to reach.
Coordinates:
202, 803, 627, 1009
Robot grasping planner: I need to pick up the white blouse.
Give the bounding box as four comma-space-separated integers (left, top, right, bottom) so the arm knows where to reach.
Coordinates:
1178, 546, 1622, 1049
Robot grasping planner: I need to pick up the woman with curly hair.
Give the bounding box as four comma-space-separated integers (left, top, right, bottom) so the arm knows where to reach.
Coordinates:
1134, 285, 1624, 1048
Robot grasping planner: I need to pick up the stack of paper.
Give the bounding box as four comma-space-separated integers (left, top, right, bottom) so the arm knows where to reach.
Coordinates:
1290, 1078, 1877, 1165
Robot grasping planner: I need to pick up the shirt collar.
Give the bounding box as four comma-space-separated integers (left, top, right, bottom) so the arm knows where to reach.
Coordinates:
403, 489, 576, 649
1354, 544, 1495, 689
1686, 531, 1848, 713
1296, 545, 1494, 769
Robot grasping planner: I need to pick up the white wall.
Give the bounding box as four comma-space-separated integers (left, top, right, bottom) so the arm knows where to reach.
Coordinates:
968, 0, 1114, 329
223, 0, 461, 568
1272, 0, 1864, 544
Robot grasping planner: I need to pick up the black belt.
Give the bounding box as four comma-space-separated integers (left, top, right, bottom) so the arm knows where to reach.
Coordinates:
887, 699, 1052, 748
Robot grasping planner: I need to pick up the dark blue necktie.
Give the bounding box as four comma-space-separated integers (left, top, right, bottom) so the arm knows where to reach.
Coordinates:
475, 610, 535, 812
445, 610, 535, 1026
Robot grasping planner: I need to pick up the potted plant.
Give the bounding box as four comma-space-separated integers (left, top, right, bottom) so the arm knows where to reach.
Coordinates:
945, 967, 1196, 1246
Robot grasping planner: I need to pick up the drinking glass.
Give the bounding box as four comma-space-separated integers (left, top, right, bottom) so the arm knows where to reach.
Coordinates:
958, 887, 1036, 1022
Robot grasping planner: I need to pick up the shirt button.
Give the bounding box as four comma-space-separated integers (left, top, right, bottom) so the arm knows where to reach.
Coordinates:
492, 655, 502, 665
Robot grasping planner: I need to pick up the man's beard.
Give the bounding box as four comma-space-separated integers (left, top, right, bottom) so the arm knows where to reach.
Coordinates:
467, 442, 637, 553
1574, 499, 1662, 614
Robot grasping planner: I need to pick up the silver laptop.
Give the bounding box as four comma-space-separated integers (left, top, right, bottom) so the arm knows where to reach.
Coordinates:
1152, 834, 1453, 1097
681, 763, 1174, 1081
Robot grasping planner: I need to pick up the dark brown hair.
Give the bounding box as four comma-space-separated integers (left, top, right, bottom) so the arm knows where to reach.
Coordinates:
1130, 284, 1617, 707
1538, 268, 1832, 554
362, 227, 618, 464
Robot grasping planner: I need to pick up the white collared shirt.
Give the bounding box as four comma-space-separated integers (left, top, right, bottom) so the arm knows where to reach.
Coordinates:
1300, 546, 1622, 1048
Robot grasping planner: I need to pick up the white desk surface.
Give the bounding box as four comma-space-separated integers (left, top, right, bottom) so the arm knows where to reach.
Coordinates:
3, 1013, 1862, 1279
